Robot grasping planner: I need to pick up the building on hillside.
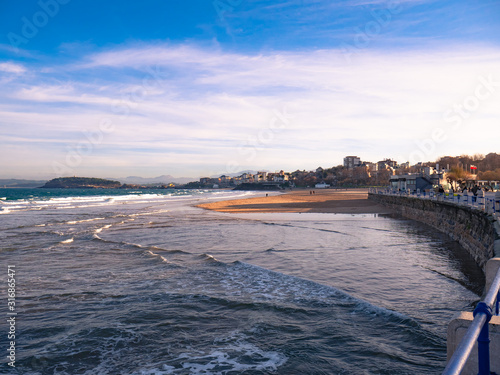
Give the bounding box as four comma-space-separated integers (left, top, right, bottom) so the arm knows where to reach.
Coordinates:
256, 172, 268, 182
273, 171, 289, 183
344, 156, 361, 169
378, 159, 398, 170
240, 173, 254, 183
399, 162, 410, 169
364, 162, 378, 172
200, 177, 211, 185
390, 169, 447, 192
220, 175, 231, 183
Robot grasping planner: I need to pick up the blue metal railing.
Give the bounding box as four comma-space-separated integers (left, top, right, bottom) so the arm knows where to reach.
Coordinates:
370, 188, 500, 216
442, 267, 500, 375
369, 187, 500, 373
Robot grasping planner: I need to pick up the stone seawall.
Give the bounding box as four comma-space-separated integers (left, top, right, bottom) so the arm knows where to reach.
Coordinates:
368, 193, 500, 270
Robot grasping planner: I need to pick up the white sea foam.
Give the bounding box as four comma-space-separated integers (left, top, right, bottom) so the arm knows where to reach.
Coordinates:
134, 332, 287, 375
60, 238, 74, 244
216, 261, 414, 323
146, 250, 169, 263
94, 224, 113, 234
66, 218, 105, 225
0, 190, 247, 215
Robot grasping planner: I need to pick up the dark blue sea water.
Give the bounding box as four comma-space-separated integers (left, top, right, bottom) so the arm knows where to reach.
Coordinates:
0, 188, 484, 374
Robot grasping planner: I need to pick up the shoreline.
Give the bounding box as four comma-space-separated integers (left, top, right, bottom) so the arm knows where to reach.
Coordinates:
197, 188, 394, 214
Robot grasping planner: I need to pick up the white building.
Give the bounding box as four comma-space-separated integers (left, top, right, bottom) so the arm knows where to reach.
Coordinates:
315, 182, 330, 189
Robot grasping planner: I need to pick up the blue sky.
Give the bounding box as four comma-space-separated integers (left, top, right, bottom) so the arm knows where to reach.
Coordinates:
1, 0, 499, 179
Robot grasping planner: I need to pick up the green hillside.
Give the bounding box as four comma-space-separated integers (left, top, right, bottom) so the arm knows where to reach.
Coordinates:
41, 177, 122, 189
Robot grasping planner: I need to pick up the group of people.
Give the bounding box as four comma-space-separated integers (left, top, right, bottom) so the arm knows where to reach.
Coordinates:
439, 184, 491, 196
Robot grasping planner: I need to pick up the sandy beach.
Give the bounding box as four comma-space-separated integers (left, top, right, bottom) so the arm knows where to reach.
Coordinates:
197, 188, 393, 214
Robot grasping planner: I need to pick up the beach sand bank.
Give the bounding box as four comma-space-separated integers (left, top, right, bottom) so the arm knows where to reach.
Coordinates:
197, 188, 393, 214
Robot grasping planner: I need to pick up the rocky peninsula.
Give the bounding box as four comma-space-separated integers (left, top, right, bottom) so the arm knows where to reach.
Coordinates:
40, 177, 122, 189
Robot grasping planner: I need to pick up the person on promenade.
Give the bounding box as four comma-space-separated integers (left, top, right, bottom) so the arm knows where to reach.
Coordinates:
472, 185, 479, 196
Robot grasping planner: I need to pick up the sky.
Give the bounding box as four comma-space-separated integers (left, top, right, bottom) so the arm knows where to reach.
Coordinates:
1, 0, 500, 179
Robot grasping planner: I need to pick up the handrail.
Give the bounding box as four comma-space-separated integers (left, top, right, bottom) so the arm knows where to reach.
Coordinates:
369, 187, 500, 373
442, 267, 500, 375
370, 188, 500, 216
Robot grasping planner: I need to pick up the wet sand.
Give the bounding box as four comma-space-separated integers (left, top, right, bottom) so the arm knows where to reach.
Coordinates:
197, 188, 393, 214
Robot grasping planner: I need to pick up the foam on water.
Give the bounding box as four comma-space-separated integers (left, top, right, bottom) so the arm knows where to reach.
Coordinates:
95, 224, 113, 234
146, 250, 169, 263
0, 188, 268, 218
172, 340, 287, 373
66, 217, 105, 225
222, 261, 415, 323
134, 332, 287, 375
0, 207, 11, 214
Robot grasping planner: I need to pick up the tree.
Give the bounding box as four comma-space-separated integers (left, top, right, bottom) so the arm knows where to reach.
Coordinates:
446, 167, 471, 182
478, 169, 500, 181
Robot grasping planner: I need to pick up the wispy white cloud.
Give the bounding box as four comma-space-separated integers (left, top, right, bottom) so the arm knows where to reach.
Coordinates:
1, 43, 500, 178
0, 61, 26, 74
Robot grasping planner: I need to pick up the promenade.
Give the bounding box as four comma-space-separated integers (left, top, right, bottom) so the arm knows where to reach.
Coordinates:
371, 188, 500, 219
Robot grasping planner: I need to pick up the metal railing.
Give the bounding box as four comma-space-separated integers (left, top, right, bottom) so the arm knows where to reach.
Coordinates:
369, 187, 500, 373
442, 267, 500, 375
369, 188, 500, 217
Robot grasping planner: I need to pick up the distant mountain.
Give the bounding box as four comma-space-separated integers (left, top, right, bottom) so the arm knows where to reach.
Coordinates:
0, 179, 47, 188
116, 175, 194, 185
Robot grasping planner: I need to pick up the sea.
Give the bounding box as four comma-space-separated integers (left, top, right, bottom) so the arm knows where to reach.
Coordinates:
0, 188, 484, 375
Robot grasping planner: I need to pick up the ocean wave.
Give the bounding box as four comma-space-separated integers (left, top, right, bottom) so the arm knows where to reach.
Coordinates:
149, 246, 189, 255
66, 217, 105, 225
94, 224, 113, 234
0, 190, 224, 214
219, 261, 416, 324
199, 253, 220, 263
146, 250, 169, 263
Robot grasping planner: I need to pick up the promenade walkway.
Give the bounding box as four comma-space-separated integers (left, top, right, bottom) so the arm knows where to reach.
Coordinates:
370, 188, 500, 220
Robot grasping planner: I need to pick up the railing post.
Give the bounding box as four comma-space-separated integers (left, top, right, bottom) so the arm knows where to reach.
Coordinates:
478, 191, 486, 211
474, 302, 493, 375
464, 193, 469, 207
497, 290, 500, 315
